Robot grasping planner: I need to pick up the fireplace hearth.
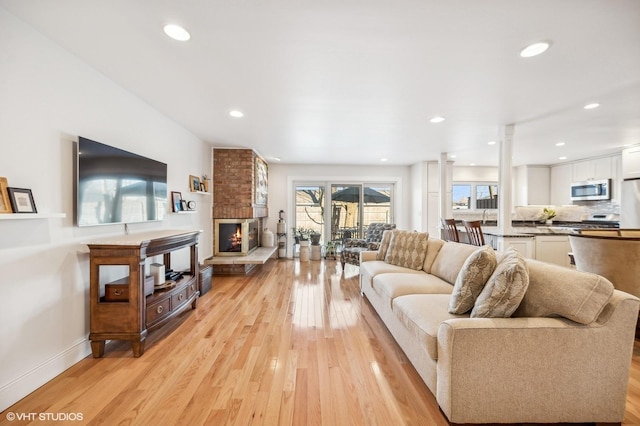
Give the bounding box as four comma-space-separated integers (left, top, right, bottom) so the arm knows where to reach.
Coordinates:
214, 218, 259, 256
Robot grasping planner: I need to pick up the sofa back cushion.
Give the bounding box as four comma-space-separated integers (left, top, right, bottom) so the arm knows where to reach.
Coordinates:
384, 230, 429, 270
512, 259, 614, 324
430, 242, 479, 285
422, 238, 445, 273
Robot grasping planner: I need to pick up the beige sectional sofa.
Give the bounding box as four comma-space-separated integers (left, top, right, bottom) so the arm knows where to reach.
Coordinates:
359, 230, 639, 424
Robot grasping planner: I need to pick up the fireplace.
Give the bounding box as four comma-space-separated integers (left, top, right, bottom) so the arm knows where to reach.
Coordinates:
214, 218, 259, 256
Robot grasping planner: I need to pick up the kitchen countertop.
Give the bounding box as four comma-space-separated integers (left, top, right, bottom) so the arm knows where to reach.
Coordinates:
456, 221, 618, 238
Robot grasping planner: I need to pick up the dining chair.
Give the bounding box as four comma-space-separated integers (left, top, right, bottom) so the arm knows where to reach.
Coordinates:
441, 218, 460, 242
463, 220, 485, 246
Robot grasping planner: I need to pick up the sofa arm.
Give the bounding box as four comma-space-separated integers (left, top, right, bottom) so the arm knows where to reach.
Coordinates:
436, 295, 638, 424
343, 238, 367, 248
360, 250, 378, 263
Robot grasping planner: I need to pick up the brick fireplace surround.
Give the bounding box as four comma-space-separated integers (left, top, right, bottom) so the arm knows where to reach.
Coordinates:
211, 148, 268, 274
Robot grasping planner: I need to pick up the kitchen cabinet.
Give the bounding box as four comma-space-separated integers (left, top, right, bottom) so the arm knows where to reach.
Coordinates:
494, 236, 535, 259
622, 145, 640, 179
535, 235, 572, 268
572, 157, 612, 182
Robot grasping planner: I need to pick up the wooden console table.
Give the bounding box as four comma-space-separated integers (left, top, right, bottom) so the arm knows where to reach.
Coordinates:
87, 230, 201, 357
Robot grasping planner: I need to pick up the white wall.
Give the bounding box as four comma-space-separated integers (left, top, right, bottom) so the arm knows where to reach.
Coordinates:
266, 163, 411, 253
0, 8, 212, 410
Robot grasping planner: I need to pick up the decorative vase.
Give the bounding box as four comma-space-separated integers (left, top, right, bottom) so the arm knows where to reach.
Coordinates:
310, 233, 321, 245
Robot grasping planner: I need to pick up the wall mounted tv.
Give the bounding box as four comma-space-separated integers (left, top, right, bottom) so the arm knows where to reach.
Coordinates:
76, 137, 168, 227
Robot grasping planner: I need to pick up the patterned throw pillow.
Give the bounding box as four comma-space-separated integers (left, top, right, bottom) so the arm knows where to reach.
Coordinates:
448, 245, 497, 314
376, 230, 396, 260
383, 231, 429, 270
471, 247, 529, 318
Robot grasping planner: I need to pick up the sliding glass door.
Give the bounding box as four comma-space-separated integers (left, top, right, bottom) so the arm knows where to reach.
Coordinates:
330, 183, 392, 241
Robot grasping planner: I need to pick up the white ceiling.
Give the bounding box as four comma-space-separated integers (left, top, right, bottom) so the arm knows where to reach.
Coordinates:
2, 0, 639, 166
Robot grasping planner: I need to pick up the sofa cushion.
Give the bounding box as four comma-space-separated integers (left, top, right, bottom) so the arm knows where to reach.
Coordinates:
384, 231, 429, 270
513, 259, 614, 324
360, 260, 426, 279
448, 245, 497, 314
471, 247, 529, 318
376, 229, 395, 260
422, 238, 445, 273
392, 294, 465, 361
430, 242, 479, 285
373, 273, 453, 302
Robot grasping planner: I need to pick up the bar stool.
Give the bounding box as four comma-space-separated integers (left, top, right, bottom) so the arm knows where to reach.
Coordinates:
441, 218, 460, 242
463, 220, 485, 246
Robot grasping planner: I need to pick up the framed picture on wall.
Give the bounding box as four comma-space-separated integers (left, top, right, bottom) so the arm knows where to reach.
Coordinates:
7, 187, 37, 213
0, 177, 12, 213
189, 175, 201, 192
171, 191, 183, 212
255, 157, 268, 206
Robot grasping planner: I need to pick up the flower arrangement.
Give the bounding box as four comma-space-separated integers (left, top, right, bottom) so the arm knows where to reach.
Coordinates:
541, 207, 556, 223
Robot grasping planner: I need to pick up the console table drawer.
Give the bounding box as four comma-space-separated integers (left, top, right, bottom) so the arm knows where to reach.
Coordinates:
171, 287, 189, 309
186, 280, 198, 298
147, 296, 171, 324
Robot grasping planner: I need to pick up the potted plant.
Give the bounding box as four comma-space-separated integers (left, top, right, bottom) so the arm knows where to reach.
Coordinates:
294, 227, 312, 244
541, 207, 556, 225
310, 232, 321, 245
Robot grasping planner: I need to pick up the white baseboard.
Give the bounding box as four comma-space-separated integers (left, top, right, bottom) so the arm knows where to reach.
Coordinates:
0, 339, 91, 412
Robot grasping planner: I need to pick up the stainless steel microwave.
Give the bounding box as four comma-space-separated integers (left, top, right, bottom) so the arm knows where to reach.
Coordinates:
570, 179, 611, 201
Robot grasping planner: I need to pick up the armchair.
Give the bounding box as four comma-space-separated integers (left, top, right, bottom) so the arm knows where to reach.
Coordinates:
340, 223, 396, 268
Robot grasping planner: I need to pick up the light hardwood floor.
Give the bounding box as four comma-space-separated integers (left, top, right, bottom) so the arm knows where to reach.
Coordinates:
3, 258, 640, 425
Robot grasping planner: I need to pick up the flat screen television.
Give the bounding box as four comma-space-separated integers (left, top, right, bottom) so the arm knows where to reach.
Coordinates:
76, 137, 168, 227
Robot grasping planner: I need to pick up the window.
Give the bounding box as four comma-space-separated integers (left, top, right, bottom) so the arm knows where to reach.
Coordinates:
453, 183, 498, 210
294, 181, 394, 244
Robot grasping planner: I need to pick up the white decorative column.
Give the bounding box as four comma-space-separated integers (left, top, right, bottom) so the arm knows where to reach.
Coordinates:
439, 152, 451, 222
498, 124, 515, 234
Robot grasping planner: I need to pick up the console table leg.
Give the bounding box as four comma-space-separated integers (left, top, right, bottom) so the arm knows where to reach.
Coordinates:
131, 340, 145, 358
90, 340, 105, 358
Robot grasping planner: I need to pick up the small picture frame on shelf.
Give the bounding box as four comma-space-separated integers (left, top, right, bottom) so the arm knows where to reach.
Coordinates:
171, 191, 183, 212
7, 187, 37, 213
0, 177, 12, 213
189, 175, 201, 192
180, 200, 188, 211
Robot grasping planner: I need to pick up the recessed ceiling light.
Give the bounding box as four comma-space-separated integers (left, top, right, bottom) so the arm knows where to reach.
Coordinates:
449, 154, 457, 158
380, 158, 388, 162
487, 141, 496, 145
469, 163, 476, 166
559, 156, 567, 160
270, 156, 281, 162
520, 41, 550, 58
163, 24, 190, 41
555, 142, 565, 146
429, 116, 445, 123
229, 110, 244, 118
584, 103, 600, 110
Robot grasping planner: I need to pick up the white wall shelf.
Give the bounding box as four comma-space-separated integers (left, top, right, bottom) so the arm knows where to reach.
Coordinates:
0, 213, 66, 220
189, 190, 211, 196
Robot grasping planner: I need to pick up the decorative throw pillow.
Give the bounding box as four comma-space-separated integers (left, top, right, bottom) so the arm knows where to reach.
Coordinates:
448, 245, 497, 314
471, 247, 529, 318
383, 231, 429, 270
376, 230, 396, 261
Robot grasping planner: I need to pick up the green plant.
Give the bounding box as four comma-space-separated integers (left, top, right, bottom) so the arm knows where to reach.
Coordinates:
294, 227, 314, 240
541, 207, 556, 221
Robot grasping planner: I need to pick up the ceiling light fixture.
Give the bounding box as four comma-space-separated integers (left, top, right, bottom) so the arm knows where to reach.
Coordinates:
449, 154, 457, 158
487, 141, 496, 145
380, 158, 388, 162
470, 163, 476, 166
559, 156, 567, 160
520, 41, 550, 58
163, 24, 190, 41
229, 110, 244, 118
584, 103, 600, 110
555, 142, 565, 146
429, 116, 445, 123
